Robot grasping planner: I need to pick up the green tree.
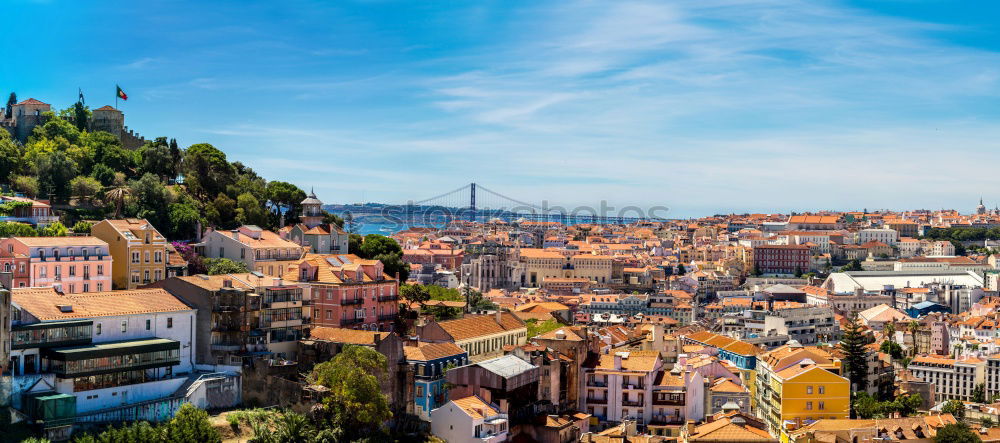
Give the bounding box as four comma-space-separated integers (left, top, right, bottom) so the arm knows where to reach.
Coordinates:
322, 210, 345, 228
71, 221, 93, 234
127, 173, 173, 228
266, 181, 307, 224
0, 222, 37, 237
39, 222, 69, 237
36, 150, 79, 202
311, 345, 392, 439
69, 175, 102, 203
204, 258, 249, 275
942, 399, 967, 421
182, 143, 235, 199
0, 131, 22, 182
10, 174, 39, 197
104, 184, 131, 218
974, 383, 987, 403
348, 233, 363, 255
138, 138, 176, 180
794, 266, 803, 277
400, 284, 431, 308
235, 192, 269, 227
934, 423, 981, 443
677, 263, 686, 275
840, 314, 870, 394
206, 193, 238, 229
842, 259, 863, 272
168, 202, 202, 240
161, 403, 222, 443
880, 340, 903, 360
357, 235, 409, 281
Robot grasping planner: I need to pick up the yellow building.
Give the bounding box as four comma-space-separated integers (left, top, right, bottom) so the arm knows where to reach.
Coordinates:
518, 248, 613, 287
754, 344, 848, 437
92, 218, 168, 289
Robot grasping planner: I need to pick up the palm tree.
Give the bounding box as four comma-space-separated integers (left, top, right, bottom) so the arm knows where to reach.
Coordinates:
908, 320, 921, 355
885, 323, 896, 342
104, 185, 131, 218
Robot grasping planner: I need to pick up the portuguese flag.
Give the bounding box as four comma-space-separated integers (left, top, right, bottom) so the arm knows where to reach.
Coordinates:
116, 85, 128, 101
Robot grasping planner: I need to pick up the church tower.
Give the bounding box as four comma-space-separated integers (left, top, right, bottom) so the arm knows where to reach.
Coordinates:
301, 188, 324, 228
977, 197, 987, 215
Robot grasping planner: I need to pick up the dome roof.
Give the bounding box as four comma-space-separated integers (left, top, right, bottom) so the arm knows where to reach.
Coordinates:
301, 188, 323, 205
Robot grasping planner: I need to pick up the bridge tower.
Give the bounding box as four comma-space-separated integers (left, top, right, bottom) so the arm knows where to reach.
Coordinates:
470, 182, 476, 212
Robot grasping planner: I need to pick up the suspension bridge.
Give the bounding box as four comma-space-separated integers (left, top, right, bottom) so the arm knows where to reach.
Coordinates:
336, 183, 671, 228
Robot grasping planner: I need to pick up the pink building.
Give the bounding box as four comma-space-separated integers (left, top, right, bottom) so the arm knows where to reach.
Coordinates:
283, 254, 399, 332
0, 237, 113, 293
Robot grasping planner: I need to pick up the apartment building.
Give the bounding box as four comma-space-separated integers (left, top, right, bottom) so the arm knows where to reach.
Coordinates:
405, 342, 469, 421
431, 395, 510, 443
582, 350, 664, 425
9, 287, 197, 416
417, 312, 527, 361
754, 344, 848, 434
0, 237, 112, 293
92, 219, 168, 289
152, 273, 306, 364
751, 245, 811, 275
907, 355, 985, 402
283, 254, 398, 332
200, 225, 306, 277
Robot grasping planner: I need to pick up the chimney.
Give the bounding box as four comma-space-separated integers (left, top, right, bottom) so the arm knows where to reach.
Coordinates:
495, 309, 502, 324
231, 231, 239, 240
223, 279, 232, 288
614, 354, 623, 370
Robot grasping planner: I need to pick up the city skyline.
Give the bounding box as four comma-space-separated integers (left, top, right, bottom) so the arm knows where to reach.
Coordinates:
5, 0, 1000, 218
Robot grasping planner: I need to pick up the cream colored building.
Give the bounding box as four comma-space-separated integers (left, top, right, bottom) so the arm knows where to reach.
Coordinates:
518, 248, 613, 287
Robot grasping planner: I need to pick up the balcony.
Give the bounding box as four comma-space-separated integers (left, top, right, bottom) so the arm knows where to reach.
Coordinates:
378, 314, 397, 321
341, 298, 363, 306
649, 415, 684, 425
212, 323, 243, 332
341, 318, 364, 327
622, 383, 645, 390
587, 380, 608, 388
653, 397, 685, 406
378, 295, 397, 302
211, 343, 241, 352
585, 397, 607, 405
622, 399, 644, 407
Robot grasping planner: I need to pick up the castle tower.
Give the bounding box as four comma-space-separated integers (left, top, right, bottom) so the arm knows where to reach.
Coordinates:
11, 98, 51, 142
301, 188, 324, 228
977, 197, 987, 215
90, 105, 125, 138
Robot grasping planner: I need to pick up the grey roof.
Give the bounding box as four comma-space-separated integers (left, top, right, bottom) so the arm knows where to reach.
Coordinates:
477, 355, 536, 378
763, 284, 804, 294
301, 188, 323, 205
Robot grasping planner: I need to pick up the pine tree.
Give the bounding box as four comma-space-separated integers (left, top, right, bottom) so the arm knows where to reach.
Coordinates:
841, 314, 869, 394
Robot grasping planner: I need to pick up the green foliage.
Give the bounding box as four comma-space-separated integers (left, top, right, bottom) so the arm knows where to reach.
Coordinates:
934, 423, 981, 443
11, 174, 39, 197
322, 210, 344, 228
943, 399, 967, 421
71, 221, 93, 234
182, 143, 234, 199
204, 258, 249, 275
974, 383, 987, 403
356, 234, 409, 281
0, 222, 38, 237
401, 284, 431, 307
526, 318, 561, 338
0, 131, 22, 182
311, 345, 392, 439
266, 181, 306, 223
879, 340, 904, 360
71, 404, 219, 443
0, 200, 32, 216
168, 202, 202, 240
38, 221, 68, 237
842, 259, 863, 272
205, 193, 238, 229
852, 392, 922, 419
69, 175, 102, 203
840, 314, 870, 393
138, 137, 177, 180
36, 150, 79, 202
127, 173, 174, 228
677, 263, 686, 275
235, 192, 268, 227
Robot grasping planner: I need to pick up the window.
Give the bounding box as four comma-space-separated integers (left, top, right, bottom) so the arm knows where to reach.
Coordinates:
144, 251, 150, 263
819, 401, 825, 410
120, 321, 127, 333
167, 317, 173, 328
83, 283, 89, 292
326, 310, 332, 319
819, 386, 825, 395
131, 251, 140, 263
146, 319, 151, 330
806, 386, 813, 394
131, 273, 139, 284
154, 251, 163, 263
69, 265, 76, 277
144, 270, 150, 282
97, 264, 104, 275
97, 283, 103, 291
806, 401, 813, 410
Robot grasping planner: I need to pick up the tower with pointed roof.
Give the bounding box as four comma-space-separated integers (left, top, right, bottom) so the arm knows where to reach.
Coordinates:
301, 188, 324, 228
977, 197, 987, 215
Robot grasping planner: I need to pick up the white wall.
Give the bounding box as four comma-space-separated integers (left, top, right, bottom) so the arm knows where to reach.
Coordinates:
71, 377, 188, 414
90, 310, 197, 372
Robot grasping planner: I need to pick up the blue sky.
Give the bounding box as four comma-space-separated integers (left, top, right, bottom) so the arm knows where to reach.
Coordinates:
3, 0, 1000, 218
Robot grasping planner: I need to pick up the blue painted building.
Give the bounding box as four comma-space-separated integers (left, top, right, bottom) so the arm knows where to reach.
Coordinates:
405, 342, 468, 421
905, 301, 950, 319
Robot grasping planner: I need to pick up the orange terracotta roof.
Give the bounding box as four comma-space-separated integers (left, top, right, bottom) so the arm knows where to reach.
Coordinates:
404, 341, 466, 361
309, 326, 390, 345
438, 312, 525, 341
12, 287, 191, 320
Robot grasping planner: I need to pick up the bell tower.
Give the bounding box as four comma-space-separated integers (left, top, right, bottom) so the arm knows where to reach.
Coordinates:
301, 188, 324, 228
